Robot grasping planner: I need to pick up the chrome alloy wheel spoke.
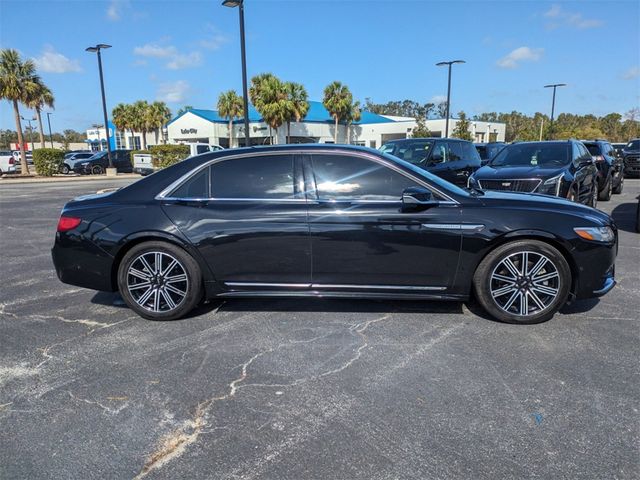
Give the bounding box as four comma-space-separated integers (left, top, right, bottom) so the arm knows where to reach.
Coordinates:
490, 251, 560, 317
127, 251, 188, 313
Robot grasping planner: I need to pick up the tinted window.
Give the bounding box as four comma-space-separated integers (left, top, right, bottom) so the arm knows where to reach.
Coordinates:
585, 144, 601, 156
448, 142, 463, 161
484, 143, 503, 160
171, 167, 210, 198
196, 145, 209, 155
382, 141, 434, 165
627, 140, 639, 150
490, 143, 570, 167
431, 142, 449, 163
211, 155, 294, 199
577, 143, 591, 160
312, 154, 418, 201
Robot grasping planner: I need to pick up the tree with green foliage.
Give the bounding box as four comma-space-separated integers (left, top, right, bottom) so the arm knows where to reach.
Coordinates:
411, 116, 432, 138
26, 81, 54, 148
0, 49, 42, 174
217, 90, 244, 148
323, 81, 353, 143
176, 105, 193, 116
283, 82, 309, 143
451, 111, 473, 141
112, 103, 134, 147
249, 73, 288, 144
345, 101, 361, 144
364, 98, 435, 119
149, 101, 171, 144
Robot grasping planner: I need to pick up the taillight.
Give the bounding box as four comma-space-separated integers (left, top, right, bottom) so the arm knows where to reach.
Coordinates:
9, 157, 14, 165
57, 216, 81, 232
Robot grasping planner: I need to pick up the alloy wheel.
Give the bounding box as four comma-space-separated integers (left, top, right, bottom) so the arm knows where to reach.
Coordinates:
126, 251, 188, 313
490, 251, 560, 317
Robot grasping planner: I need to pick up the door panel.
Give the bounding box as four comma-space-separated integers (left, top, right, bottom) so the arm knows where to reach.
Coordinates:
305, 153, 462, 288
161, 154, 311, 285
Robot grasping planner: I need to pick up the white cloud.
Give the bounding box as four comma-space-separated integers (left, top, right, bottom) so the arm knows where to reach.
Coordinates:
200, 33, 229, 50
33, 45, 82, 73
166, 52, 202, 70
543, 4, 602, 29
106, 0, 129, 21
133, 43, 177, 58
496, 46, 543, 69
622, 66, 639, 80
157, 81, 190, 103
134, 42, 202, 70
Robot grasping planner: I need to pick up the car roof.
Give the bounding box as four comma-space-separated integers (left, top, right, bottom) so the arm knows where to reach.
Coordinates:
385, 137, 469, 144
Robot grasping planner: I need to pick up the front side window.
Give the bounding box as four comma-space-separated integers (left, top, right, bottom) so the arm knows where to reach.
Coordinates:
431, 142, 449, 164
448, 142, 463, 161
210, 154, 295, 199
311, 154, 418, 201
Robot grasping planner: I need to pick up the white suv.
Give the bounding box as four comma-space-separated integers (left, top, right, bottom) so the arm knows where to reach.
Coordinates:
0, 150, 17, 174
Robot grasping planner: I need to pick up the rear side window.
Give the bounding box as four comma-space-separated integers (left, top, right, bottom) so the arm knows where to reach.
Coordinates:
448, 142, 463, 161
311, 154, 418, 201
171, 167, 210, 198
196, 145, 209, 155
211, 154, 295, 199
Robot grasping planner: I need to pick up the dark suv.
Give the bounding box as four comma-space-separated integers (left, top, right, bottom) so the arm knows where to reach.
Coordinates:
469, 140, 598, 207
379, 138, 481, 187
73, 149, 133, 174
582, 140, 624, 200
475, 142, 506, 164
623, 139, 640, 177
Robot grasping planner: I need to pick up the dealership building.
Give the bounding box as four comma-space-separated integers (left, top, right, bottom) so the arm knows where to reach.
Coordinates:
86, 101, 505, 151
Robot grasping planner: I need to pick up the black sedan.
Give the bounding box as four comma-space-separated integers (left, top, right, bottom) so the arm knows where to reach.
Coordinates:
52, 144, 617, 324
73, 149, 133, 174
469, 140, 598, 206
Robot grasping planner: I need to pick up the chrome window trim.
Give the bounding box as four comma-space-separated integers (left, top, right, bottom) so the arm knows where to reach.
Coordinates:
224, 281, 447, 291
155, 149, 459, 204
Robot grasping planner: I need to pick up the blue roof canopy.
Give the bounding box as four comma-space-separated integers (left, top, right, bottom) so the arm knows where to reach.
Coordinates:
167, 101, 395, 126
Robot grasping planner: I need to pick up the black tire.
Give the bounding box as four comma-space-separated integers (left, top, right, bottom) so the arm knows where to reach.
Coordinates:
117, 241, 203, 320
473, 240, 571, 324
612, 173, 624, 194
61, 164, 70, 174
589, 184, 598, 209
92, 165, 104, 175
598, 175, 612, 201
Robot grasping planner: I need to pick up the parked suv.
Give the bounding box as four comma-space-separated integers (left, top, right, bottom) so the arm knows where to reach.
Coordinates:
74, 149, 133, 174
469, 140, 598, 207
582, 140, 624, 200
61, 152, 95, 174
623, 139, 640, 177
379, 138, 481, 187
475, 142, 506, 164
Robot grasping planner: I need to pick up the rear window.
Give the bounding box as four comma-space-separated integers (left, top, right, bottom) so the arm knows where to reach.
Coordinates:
585, 144, 601, 156
380, 141, 434, 165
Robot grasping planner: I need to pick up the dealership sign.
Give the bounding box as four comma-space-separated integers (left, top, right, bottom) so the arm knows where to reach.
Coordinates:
181, 128, 197, 134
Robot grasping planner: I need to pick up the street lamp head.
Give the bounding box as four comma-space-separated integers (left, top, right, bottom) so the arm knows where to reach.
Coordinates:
544, 83, 567, 88
436, 60, 466, 67
85, 47, 98, 53
97, 44, 112, 49
86, 44, 112, 53
222, 0, 242, 7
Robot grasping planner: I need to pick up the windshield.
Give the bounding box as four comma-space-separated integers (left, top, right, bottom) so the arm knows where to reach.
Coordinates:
89, 151, 107, 160
489, 143, 570, 167
380, 141, 435, 165
627, 140, 639, 150
485, 143, 505, 159
378, 150, 468, 197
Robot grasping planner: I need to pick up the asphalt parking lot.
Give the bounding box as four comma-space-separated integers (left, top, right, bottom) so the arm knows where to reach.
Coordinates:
1, 178, 638, 479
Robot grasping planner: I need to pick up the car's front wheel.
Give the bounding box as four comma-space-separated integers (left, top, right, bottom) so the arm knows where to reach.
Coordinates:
61, 164, 70, 174
117, 241, 203, 320
473, 240, 571, 324
598, 175, 612, 201
613, 173, 624, 194
92, 165, 104, 175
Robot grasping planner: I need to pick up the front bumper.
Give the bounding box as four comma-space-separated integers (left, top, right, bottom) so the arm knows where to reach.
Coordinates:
593, 271, 616, 296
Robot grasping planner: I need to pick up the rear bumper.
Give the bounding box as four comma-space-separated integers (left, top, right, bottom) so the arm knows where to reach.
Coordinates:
133, 167, 154, 176
52, 234, 116, 292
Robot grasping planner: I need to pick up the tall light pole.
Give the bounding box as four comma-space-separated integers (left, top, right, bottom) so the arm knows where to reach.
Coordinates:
544, 83, 566, 140
46, 112, 54, 148
86, 44, 114, 169
21, 116, 36, 147
222, 0, 250, 147
436, 60, 465, 138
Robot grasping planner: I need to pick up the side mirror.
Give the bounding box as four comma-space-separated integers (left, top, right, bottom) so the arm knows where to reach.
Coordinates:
402, 187, 439, 209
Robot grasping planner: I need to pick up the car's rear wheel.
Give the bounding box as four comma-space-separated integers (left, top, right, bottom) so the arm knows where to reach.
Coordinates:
92, 165, 104, 175
473, 240, 571, 324
117, 241, 203, 320
61, 164, 70, 174
598, 175, 612, 201
612, 173, 624, 194
589, 184, 598, 208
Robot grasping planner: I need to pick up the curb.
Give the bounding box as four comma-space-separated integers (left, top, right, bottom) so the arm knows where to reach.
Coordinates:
0, 173, 141, 185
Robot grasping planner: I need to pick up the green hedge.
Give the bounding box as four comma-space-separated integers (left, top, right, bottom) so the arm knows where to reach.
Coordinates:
130, 149, 150, 165
33, 148, 65, 176
150, 144, 190, 169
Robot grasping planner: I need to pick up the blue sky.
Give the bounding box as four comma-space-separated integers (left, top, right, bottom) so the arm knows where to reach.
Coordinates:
1, 0, 639, 131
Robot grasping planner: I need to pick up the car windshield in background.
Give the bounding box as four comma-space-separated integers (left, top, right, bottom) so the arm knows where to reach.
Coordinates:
489, 144, 570, 167
89, 151, 107, 160
485, 144, 504, 159
380, 141, 434, 165
627, 140, 639, 149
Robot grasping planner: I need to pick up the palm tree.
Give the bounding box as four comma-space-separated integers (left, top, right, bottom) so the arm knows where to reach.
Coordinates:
345, 101, 361, 145
149, 101, 171, 145
217, 90, 244, 148
0, 49, 41, 174
250, 73, 287, 144
112, 103, 133, 148
323, 81, 353, 144
26, 81, 54, 149
284, 82, 309, 143
132, 100, 150, 149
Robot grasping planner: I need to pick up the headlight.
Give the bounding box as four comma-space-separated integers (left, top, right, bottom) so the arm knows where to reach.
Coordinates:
536, 174, 563, 196
573, 226, 615, 243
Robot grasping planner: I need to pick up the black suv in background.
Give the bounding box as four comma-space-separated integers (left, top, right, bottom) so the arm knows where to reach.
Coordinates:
475, 142, 506, 164
623, 139, 640, 177
582, 140, 624, 200
469, 140, 598, 207
73, 149, 133, 174
379, 137, 481, 187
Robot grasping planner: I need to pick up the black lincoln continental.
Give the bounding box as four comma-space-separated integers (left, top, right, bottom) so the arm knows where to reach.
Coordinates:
52, 145, 617, 324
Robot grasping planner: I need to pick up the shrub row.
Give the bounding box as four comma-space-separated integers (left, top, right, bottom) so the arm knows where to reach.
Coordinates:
150, 144, 190, 169
33, 148, 64, 176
